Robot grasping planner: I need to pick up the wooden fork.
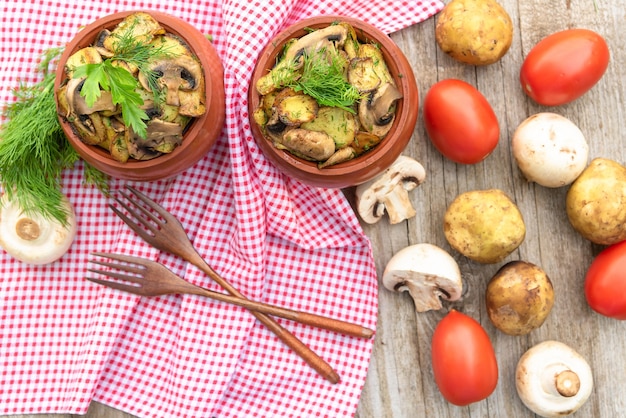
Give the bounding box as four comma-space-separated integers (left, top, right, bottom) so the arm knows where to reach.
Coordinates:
87, 252, 374, 340
109, 185, 344, 384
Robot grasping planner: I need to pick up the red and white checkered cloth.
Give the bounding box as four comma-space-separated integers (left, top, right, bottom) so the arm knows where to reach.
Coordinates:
0, 1, 442, 417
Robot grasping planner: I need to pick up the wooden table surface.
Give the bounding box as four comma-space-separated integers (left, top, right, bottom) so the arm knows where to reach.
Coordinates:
5, 1, 625, 417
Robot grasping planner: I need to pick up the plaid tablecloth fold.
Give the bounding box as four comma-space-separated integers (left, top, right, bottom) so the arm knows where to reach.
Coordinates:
0, 1, 443, 417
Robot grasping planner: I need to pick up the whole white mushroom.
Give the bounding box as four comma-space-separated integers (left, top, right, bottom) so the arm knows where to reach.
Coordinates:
512, 113, 589, 188
0, 194, 77, 265
516, 340, 593, 418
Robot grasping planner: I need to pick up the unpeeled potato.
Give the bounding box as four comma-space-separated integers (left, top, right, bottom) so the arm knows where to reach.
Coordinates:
486, 261, 554, 336
435, 0, 513, 66
566, 158, 626, 245
444, 189, 525, 263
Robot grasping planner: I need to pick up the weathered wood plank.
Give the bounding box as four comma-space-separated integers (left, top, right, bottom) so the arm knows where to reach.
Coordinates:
357, 1, 626, 417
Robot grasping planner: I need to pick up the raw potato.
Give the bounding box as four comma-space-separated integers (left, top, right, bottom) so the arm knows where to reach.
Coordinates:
444, 189, 525, 263
566, 158, 626, 245
436, 0, 514, 66
486, 261, 554, 336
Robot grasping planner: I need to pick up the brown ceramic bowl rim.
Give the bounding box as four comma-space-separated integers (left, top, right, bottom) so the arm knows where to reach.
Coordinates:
248, 15, 418, 188
54, 10, 225, 181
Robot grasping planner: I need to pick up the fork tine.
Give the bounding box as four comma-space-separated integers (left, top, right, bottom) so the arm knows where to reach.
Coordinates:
87, 267, 145, 285
91, 251, 147, 266
110, 197, 159, 237
85, 277, 143, 294
119, 189, 163, 225
89, 252, 146, 282
125, 186, 172, 221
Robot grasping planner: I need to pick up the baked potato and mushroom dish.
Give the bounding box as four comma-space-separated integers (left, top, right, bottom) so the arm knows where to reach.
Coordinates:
56, 12, 206, 162
252, 22, 403, 169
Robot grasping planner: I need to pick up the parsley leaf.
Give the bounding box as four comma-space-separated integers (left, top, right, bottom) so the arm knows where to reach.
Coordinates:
73, 61, 149, 138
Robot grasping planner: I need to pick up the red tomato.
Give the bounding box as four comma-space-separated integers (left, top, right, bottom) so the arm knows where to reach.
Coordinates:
585, 240, 626, 320
520, 29, 610, 106
423, 79, 499, 164
431, 310, 498, 406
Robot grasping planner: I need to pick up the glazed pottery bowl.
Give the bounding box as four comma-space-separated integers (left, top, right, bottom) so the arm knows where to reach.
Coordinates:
248, 15, 418, 189
54, 10, 225, 181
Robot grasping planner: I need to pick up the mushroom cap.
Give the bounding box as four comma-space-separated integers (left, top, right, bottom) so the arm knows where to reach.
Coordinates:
516, 340, 593, 418
512, 113, 589, 188
0, 194, 78, 265
382, 243, 463, 312
355, 155, 426, 224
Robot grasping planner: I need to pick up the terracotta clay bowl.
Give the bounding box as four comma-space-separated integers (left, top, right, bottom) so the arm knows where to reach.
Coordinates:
54, 10, 225, 181
248, 15, 418, 189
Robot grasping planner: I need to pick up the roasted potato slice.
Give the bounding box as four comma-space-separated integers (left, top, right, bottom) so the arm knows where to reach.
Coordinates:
358, 43, 393, 84
277, 94, 319, 125
301, 107, 358, 149
348, 57, 381, 92
352, 131, 384, 155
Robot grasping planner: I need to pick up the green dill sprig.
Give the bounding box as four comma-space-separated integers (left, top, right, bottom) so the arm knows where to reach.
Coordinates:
0, 49, 78, 225
276, 48, 362, 113
73, 27, 178, 139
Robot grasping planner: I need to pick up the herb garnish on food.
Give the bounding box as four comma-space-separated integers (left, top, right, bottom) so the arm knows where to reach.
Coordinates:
275, 48, 362, 113
72, 28, 177, 139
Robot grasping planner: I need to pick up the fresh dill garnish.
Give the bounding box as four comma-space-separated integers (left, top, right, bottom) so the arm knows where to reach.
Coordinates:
276, 48, 362, 113
0, 48, 78, 226
72, 24, 178, 139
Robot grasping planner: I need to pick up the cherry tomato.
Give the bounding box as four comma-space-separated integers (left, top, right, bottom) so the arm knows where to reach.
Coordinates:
423, 79, 499, 164
431, 310, 498, 406
585, 240, 626, 320
520, 29, 610, 106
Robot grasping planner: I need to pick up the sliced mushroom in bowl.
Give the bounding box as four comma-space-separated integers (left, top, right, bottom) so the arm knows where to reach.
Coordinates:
54, 10, 225, 181
248, 15, 418, 189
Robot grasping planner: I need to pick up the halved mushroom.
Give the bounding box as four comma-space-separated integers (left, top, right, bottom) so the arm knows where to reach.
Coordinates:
285, 24, 349, 64
65, 77, 116, 116
256, 25, 349, 95
382, 243, 463, 312
276, 128, 336, 161
516, 340, 593, 418
125, 118, 184, 160
358, 82, 403, 138
138, 54, 204, 115
318, 146, 356, 169
355, 155, 426, 224
0, 194, 77, 265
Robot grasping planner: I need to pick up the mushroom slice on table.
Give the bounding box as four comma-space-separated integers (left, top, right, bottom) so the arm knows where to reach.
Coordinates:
382, 243, 463, 312
516, 340, 593, 418
0, 194, 78, 265
355, 155, 426, 224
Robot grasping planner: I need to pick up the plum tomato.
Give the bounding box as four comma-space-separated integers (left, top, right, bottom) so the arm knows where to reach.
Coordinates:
585, 240, 626, 320
520, 28, 610, 106
423, 79, 499, 164
431, 310, 499, 406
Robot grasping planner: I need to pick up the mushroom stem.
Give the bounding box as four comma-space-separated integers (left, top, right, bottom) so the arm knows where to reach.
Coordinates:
16, 218, 41, 241
382, 182, 416, 224
540, 363, 579, 397
555, 370, 581, 398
